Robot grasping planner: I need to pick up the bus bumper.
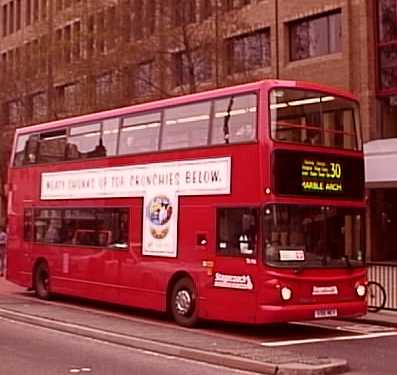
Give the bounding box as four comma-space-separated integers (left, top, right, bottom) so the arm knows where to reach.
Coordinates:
256, 300, 366, 324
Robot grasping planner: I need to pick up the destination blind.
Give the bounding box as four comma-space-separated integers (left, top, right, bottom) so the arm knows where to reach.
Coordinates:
272, 149, 364, 200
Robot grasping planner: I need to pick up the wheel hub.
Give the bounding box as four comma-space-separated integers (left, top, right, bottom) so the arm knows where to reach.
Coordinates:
175, 290, 192, 315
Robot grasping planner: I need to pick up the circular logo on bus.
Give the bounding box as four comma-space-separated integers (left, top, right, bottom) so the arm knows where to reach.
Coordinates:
147, 195, 173, 226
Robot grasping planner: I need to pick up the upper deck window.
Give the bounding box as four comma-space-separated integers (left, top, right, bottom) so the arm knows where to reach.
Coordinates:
120, 112, 161, 154
162, 101, 211, 150
269, 88, 361, 150
66, 122, 104, 160
37, 129, 67, 163
211, 94, 257, 145
13, 92, 258, 167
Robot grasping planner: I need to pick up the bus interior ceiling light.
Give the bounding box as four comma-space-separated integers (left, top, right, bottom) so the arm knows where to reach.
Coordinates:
270, 96, 336, 109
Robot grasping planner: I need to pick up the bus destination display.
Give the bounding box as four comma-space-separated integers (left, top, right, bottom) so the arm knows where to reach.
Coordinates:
273, 149, 364, 200
301, 158, 342, 193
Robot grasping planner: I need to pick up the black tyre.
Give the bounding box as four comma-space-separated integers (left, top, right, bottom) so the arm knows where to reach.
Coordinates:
367, 281, 386, 313
170, 277, 198, 328
35, 262, 51, 300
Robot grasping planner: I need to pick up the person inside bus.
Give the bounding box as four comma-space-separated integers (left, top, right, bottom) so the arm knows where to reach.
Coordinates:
23, 135, 40, 164
65, 143, 81, 160
87, 138, 107, 158
238, 213, 257, 255
44, 219, 61, 243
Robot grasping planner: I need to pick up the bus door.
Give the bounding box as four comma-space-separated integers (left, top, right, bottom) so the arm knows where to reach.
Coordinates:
8, 205, 34, 283
208, 207, 259, 323
116, 202, 148, 307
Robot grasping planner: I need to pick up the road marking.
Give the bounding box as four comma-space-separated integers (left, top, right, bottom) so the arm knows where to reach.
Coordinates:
292, 320, 397, 334
261, 331, 397, 347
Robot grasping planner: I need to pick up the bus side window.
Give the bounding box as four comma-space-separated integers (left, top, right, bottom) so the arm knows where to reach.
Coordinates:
211, 94, 257, 145
37, 130, 67, 163
23, 208, 33, 241
217, 207, 258, 257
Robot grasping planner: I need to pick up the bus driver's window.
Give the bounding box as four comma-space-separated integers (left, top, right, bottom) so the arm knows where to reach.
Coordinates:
217, 207, 258, 256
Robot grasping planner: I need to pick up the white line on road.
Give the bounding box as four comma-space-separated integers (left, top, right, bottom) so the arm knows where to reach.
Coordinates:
261, 331, 397, 347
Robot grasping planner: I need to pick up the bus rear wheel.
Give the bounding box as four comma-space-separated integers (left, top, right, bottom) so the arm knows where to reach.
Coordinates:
35, 262, 51, 300
171, 277, 198, 328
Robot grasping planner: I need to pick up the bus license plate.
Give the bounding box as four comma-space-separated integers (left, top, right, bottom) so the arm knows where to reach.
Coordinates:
314, 309, 337, 318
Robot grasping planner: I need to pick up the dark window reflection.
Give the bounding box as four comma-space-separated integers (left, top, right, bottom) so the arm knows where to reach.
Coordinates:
28, 207, 129, 249
378, 0, 397, 43
263, 204, 365, 268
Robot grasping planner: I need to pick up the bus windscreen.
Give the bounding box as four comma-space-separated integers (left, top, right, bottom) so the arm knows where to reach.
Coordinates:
269, 88, 361, 150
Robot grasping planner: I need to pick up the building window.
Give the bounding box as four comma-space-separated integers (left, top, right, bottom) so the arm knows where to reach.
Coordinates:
130, 0, 143, 40
106, 6, 116, 50
174, 49, 212, 87
56, 0, 63, 12
226, 29, 271, 74
96, 11, 105, 54
26, 0, 31, 25
56, 82, 80, 114
10, 1, 15, 34
378, 0, 397, 90
174, 0, 196, 26
290, 11, 342, 61
31, 92, 48, 122
222, 0, 251, 11
135, 61, 153, 97
16, 0, 21, 30
73, 21, 81, 61
64, 24, 72, 63
129, 0, 155, 40
87, 15, 94, 58
32, 39, 39, 75
33, 0, 39, 21
145, 0, 156, 35
39, 35, 47, 73
2, 4, 8, 36
379, 0, 397, 42
41, 0, 47, 20
6, 100, 23, 125
95, 73, 113, 107
200, 0, 213, 21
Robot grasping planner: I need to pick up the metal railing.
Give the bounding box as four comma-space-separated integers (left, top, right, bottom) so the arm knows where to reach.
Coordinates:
367, 262, 397, 311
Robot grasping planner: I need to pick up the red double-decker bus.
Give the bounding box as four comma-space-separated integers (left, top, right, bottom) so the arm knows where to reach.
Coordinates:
6, 80, 367, 327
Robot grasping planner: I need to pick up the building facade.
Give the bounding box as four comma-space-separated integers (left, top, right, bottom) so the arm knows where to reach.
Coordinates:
0, 0, 388, 265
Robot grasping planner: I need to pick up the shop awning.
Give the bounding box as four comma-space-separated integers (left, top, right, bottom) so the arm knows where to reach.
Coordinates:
364, 138, 397, 188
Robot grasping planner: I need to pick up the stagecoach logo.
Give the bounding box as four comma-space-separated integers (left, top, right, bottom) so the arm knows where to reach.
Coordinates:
213, 273, 253, 290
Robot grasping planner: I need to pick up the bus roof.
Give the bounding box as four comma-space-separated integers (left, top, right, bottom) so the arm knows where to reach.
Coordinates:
14, 79, 358, 136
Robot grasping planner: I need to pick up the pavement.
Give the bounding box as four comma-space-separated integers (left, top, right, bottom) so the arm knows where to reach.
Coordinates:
0, 278, 395, 375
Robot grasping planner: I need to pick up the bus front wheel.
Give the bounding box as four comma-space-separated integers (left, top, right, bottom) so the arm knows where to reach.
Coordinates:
34, 262, 51, 300
171, 277, 198, 328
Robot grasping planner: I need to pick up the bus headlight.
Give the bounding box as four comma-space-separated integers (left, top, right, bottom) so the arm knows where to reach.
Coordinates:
356, 284, 366, 297
280, 286, 292, 301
